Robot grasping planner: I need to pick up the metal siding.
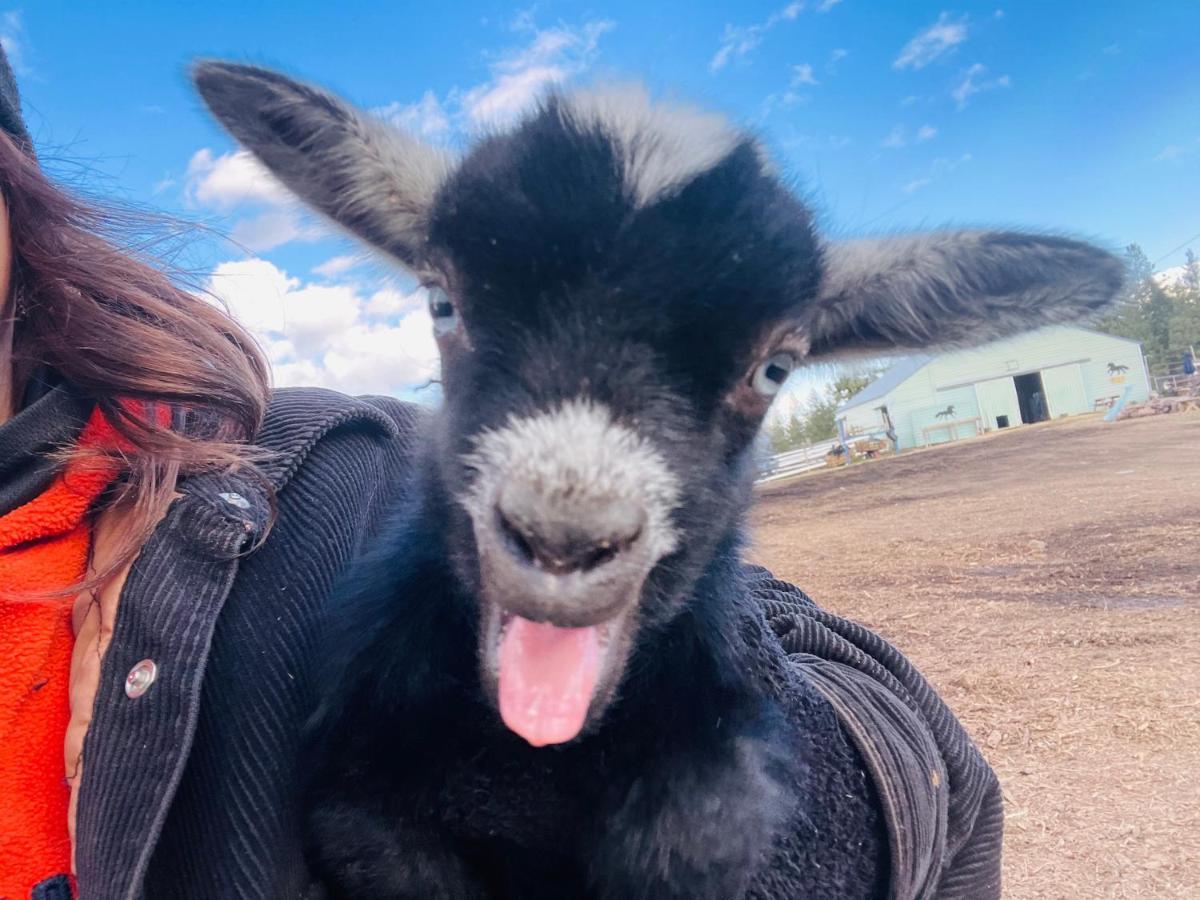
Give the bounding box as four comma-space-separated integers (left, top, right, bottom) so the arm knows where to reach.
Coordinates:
976, 376, 1022, 429
840, 404, 886, 438
885, 368, 939, 448
906, 385, 981, 446
1041, 364, 1089, 416
927, 326, 1094, 388
835, 326, 1150, 449
1080, 341, 1151, 407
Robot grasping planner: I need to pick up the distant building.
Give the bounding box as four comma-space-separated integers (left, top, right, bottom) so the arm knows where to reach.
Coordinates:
836, 326, 1150, 450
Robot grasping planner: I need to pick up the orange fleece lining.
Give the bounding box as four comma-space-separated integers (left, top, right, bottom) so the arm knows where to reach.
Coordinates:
0, 408, 117, 899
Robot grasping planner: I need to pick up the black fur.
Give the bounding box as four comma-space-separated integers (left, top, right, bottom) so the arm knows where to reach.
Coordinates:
298, 105, 877, 898
304, 471, 885, 898
190, 63, 1125, 899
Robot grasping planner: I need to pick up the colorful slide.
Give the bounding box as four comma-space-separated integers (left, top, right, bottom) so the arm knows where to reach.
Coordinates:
1103, 384, 1134, 422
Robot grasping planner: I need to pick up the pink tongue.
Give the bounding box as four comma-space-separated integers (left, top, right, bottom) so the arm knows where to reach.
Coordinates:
498, 616, 602, 747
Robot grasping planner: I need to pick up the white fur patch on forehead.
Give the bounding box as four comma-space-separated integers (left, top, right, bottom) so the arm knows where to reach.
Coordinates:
460, 399, 681, 562
560, 85, 754, 208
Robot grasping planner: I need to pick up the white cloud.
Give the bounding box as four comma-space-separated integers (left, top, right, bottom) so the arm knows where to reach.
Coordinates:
815, 0, 843, 10
464, 65, 563, 125
0, 11, 29, 75
828, 47, 849, 72
882, 125, 907, 149
1155, 138, 1200, 162
902, 152, 972, 193
376, 90, 451, 139
178, 14, 614, 257
510, 7, 538, 32
463, 18, 614, 126
791, 63, 819, 86
712, 23, 760, 69
711, 2, 805, 72
185, 148, 330, 253
365, 287, 422, 317
186, 148, 293, 210
320, 316, 439, 394
152, 173, 176, 195
781, 133, 853, 151
230, 210, 325, 253
951, 63, 1011, 109
760, 90, 809, 119
759, 60, 823, 115
312, 254, 362, 279
208, 259, 352, 354
880, 123, 934, 150
207, 258, 438, 394
893, 13, 969, 70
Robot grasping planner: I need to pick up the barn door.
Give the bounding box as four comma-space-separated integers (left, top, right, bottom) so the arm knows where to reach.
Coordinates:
976, 376, 1021, 430
1040, 364, 1088, 417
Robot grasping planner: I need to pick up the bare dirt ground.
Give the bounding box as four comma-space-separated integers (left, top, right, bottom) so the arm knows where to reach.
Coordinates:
750, 413, 1200, 899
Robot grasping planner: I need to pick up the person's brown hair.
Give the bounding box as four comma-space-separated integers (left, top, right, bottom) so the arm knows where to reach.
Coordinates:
0, 130, 272, 578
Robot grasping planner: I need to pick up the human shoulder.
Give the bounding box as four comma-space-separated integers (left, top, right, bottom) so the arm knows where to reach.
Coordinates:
254, 387, 430, 493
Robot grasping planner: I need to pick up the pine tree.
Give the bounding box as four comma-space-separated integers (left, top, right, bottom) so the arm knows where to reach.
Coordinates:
1144, 281, 1174, 369
1097, 243, 1176, 371
1183, 249, 1200, 291
1169, 249, 1200, 364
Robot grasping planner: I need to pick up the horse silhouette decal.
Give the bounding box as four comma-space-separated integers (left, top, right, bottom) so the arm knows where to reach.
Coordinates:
935, 405, 956, 420
1107, 362, 1129, 375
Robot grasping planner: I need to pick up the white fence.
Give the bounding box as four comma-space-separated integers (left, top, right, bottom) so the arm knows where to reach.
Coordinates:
755, 439, 839, 483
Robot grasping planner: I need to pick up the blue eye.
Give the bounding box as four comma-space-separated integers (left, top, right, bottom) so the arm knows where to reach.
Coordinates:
752, 352, 795, 396
427, 286, 458, 336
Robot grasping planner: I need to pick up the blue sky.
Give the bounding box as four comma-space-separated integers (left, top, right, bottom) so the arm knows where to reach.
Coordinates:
5, 1, 1199, 401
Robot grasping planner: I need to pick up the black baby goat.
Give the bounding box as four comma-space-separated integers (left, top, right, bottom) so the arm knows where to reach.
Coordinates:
194, 62, 1123, 899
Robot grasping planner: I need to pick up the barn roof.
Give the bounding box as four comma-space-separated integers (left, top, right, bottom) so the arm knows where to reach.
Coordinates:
1073, 325, 1145, 348
837, 355, 932, 414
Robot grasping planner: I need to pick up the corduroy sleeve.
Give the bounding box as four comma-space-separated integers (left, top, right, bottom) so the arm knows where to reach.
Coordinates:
746, 565, 1004, 900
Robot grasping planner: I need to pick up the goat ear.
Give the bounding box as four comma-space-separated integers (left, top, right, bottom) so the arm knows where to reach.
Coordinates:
192, 60, 454, 269
803, 231, 1125, 359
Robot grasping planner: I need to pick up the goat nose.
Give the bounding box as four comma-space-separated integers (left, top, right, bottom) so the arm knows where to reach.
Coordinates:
495, 482, 646, 576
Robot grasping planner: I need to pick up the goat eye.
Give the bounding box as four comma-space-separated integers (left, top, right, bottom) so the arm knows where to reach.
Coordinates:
427, 286, 458, 336
752, 352, 795, 396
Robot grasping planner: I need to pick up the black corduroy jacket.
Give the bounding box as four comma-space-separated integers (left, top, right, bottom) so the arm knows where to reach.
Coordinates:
74, 388, 425, 899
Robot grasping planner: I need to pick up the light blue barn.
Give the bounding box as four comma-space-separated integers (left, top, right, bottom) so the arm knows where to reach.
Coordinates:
836, 326, 1150, 450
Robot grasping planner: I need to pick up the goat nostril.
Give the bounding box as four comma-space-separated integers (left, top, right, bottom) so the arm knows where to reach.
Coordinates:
578, 523, 643, 571
582, 543, 617, 571
492, 501, 644, 576
496, 509, 538, 566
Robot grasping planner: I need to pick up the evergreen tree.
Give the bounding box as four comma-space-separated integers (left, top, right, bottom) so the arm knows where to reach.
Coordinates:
1124, 243, 1154, 291
1169, 249, 1200, 365
1095, 242, 1196, 373
1184, 249, 1200, 291
759, 369, 882, 453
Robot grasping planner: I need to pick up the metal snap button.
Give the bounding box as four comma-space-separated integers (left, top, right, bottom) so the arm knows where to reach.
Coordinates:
218, 491, 251, 510
125, 659, 158, 698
